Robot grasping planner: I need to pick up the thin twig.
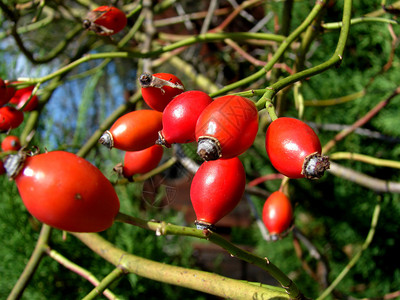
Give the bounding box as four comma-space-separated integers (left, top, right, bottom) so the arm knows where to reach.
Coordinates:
317, 198, 382, 300
328, 162, 400, 193
322, 86, 400, 153
45, 247, 119, 300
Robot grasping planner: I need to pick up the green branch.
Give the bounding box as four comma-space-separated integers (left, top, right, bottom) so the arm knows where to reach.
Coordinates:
72, 231, 290, 300
322, 16, 398, 30
114, 213, 305, 299
7, 225, 52, 300
317, 198, 381, 300
330, 152, 400, 169
82, 268, 125, 300
211, 0, 328, 98
257, 0, 352, 116
46, 247, 119, 299
19, 32, 283, 85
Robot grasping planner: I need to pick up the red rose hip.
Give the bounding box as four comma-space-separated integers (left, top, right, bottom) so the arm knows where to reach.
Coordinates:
139, 72, 184, 112
157, 90, 213, 147
1, 135, 21, 152
83, 6, 127, 36
4, 151, 120, 232
262, 191, 293, 240
0, 106, 24, 131
115, 145, 164, 178
190, 157, 246, 229
99, 109, 163, 151
265, 117, 329, 179
195, 95, 259, 160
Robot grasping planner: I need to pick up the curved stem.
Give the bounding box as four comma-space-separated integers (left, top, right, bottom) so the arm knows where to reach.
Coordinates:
322, 16, 398, 30
72, 231, 290, 300
114, 212, 306, 299
257, 0, 352, 112
18, 32, 284, 86
317, 198, 381, 300
82, 267, 125, 300
45, 247, 118, 300
7, 225, 52, 300
328, 162, 400, 193
322, 86, 400, 153
330, 152, 400, 169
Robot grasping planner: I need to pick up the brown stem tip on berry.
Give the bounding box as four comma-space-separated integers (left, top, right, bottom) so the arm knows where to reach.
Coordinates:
196, 137, 222, 161
155, 131, 171, 148
194, 220, 216, 231
302, 152, 330, 180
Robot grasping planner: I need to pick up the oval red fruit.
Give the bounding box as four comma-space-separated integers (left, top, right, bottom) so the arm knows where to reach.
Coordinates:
99, 109, 163, 151
195, 95, 259, 160
83, 6, 127, 36
1, 135, 21, 152
139, 73, 185, 112
262, 191, 293, 239
265, 117, 329, 179
0, 106, 24, 131
121, 145, 164, 177
190, 157, 246, 229
5, 151, 120, 232
0, 81, 18, 106
157, 90, 213, 147
10, 85, 39, 111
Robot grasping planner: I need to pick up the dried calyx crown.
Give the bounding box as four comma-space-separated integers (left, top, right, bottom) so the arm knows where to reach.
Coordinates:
196, 136, 222, 161
98, 130, 114, 149
139, 72, 184, 91
302, 152, 330, 180
3, 147, 40, 179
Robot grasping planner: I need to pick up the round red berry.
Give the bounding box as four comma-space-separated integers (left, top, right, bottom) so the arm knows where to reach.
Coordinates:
83, 6, 127, 36
262, 191, 293, 239
190, 157, 246, 229
157, 90, 213, 147
139, 73, 184, 112
1, 135, 21, 152
195, 95, 259, 160
265, 117, 329, 179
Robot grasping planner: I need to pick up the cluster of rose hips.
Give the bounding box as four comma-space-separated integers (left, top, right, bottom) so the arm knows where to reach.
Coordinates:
99, 72, 329, 238
0, 79, 39, 174
0, 79, 38, 132
2, 6, 330, 238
